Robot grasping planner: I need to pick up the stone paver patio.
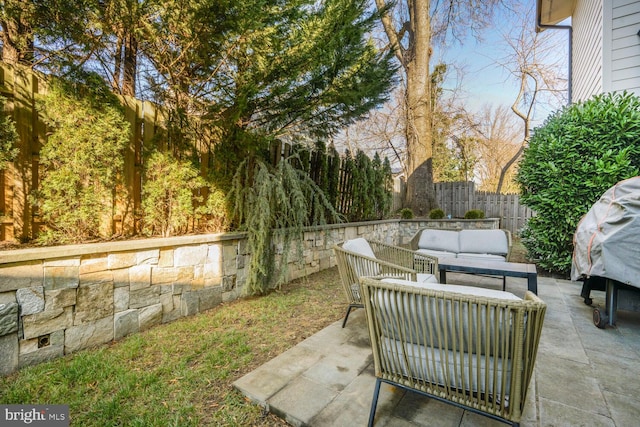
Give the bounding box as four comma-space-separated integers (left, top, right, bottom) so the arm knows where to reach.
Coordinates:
234, 273, 640, 426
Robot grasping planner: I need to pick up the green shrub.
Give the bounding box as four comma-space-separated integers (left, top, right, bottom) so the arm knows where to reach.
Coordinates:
196, 186, 230, 233
34, 75, 130, 244
142, 151, 206, 237
399, 208, 414, 219
0, 96, 19, 171
517, 91, 640, 273
229, 156, 339, 295
347, 150, 393, 221
464, 209, 485, 219
428, 208, 445, 219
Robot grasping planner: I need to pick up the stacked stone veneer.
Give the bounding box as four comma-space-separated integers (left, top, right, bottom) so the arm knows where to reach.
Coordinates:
0, 220, 400, 375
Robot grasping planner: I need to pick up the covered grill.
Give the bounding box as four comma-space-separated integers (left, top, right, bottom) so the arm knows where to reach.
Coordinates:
571, 176, 640, 328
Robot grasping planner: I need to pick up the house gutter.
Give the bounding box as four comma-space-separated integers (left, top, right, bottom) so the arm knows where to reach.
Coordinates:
536, 2, 573, 104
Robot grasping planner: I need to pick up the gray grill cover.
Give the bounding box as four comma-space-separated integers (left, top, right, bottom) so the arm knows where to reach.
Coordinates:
571, 177, 640, 287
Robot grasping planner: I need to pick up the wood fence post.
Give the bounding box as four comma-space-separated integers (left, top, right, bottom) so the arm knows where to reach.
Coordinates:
9, 65, 38, 241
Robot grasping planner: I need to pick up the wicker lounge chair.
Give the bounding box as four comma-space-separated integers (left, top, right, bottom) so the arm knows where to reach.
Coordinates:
359, 276, 546, 427
333, 238, 438, 327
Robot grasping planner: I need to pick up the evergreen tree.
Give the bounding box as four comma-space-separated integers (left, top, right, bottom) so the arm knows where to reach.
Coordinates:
0, 0, 35, 64
382, 156, 393, 216
209, 0, 397, 187
341, 149, 355, 217
228, 155, 339, 295
372, 152, 392, 219
1, 0, 99, 67
142, 151, 206, 237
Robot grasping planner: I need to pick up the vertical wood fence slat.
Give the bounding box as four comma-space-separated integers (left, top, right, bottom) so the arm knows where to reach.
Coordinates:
120, 97, 140, 234
12, 66, 37, 239
430, 182, 534, 235
392, 176, 405, 212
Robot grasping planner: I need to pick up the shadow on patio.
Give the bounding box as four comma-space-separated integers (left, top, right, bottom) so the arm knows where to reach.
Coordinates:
234, 273, 640, 426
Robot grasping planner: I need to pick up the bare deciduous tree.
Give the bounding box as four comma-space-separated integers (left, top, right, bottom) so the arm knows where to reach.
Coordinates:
471, 104, 523, 192
374, 0, 501, 215
493, 4, 567, 193
333, 88, 408, 173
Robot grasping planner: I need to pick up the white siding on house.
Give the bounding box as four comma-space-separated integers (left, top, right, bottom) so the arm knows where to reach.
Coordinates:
572, 0, 604, 102
610, 0, 640, 94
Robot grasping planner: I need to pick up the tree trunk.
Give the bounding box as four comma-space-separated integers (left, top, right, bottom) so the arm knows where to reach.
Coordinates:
404, 1, 435, 215
113, 33, 123, 93
496, 142, 525, 193
0, 0, 34, 65
376, 0, 435, 216
496, 71, 536, 193
122, 31, 137, 96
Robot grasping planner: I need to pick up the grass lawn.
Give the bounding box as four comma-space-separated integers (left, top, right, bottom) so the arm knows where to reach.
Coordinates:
0, 267, 345, 426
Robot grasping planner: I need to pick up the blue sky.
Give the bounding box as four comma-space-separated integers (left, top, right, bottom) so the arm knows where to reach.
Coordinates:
335, 3, 571, 163
432, 7, 571, 124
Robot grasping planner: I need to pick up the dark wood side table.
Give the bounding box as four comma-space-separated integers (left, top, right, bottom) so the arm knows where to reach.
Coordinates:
438, 257, 538, 294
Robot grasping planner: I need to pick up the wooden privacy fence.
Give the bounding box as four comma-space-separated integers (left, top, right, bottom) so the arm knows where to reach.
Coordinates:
269, 140, 391, 221
0, 64, 526, 241
434, 181, 534, 235
0, 62, 168, 241
474, 191, 533, 236
392, 175, 405, 213
0, 62, 393, 242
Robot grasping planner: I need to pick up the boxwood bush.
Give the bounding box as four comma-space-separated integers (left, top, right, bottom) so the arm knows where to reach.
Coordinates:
428, 208, 445, 219
517, 92, 640, 274
463, 209, 485, 219
399, 207, 414, 219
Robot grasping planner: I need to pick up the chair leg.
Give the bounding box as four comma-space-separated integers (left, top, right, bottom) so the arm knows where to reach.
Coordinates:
368, 378, 382, 427
342, 305, 356, 328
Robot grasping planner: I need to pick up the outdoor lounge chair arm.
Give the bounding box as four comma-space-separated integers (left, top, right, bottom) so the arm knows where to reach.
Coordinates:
334, 239, 439, 328
368, 240, 438, 274
344, 251, 419, 279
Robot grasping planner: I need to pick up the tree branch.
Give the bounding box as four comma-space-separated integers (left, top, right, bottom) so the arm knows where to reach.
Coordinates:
375, 0, 407, 68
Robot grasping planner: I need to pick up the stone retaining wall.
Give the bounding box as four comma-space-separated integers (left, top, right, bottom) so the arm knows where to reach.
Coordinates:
0, 220, 399, 375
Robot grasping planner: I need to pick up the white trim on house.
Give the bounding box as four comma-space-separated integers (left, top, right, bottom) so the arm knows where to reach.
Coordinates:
538, 0, 576, 25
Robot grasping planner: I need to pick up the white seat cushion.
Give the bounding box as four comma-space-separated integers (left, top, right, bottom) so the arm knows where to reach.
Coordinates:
417, 273, 438, 284
383, 337, 512, 396
381, 278, 520, 300
342, 238, 381, 277
342, 238, 376, 259
379, 274, 438, 285
417, 229, 460, 253
376, 278, 521, 357
416, 248, 457, 261
457, 253, 507, 262
458, 230, 508, 256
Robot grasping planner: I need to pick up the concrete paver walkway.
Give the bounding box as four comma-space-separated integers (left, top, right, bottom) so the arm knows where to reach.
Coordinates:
234, 275, 640, 426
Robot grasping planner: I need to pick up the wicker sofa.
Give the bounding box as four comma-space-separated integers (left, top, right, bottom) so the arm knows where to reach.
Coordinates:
359, 276, 546, 426
410, 228, 512, 261
333, 238, 438, 327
